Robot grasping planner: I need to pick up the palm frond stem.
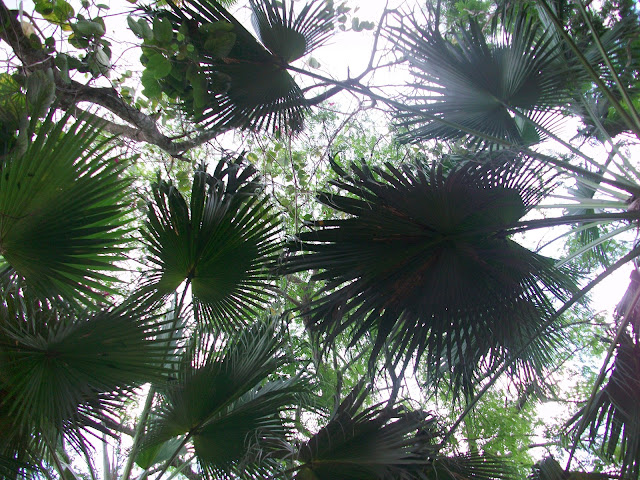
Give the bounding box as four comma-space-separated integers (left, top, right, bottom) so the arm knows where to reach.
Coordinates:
507, 106, 632, 183
153, 434, 192, 480
533, 201, 628, 209
160, 454, 196, 480
565, 284, 640, 470
42, 434, 72, 480
536, 221, 622, 253
575, 176, 635, 200
504, 211, 640, 235
575, 0, 640, 129
577, 96, 638, 182
555, 223, 634, 267
443, 242, 640, 445
285, 64, 640, 196
615, 149, 640, 184
120, 387, 157, 480
536, 0, 640, 137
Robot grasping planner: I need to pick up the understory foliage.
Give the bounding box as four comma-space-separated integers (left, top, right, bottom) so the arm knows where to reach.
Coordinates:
0, 0, 640, 479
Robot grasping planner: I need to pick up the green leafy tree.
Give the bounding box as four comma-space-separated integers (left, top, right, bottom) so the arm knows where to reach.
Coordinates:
1, 0, 640, 479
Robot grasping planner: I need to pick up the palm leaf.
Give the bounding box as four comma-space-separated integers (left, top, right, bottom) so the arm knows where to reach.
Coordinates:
390, 8, 573, 146
567, 334, 640, 478
282, 154, 577, 397
529, 456, 614, 480
0, 453, 36, 480
0, 292, 178, 450
295, 384, 438, 480
158, 0, 315, 133
195, 379, 308, 479
0, 110, 132, 305
0, 397, 39, 480
250, 0, 337, 63
146, 319, 310, 479
143, 158, 281, 331
422, 453, 515, 480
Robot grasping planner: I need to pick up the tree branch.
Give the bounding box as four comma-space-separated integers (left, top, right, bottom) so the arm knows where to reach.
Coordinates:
0, 1, 225, 157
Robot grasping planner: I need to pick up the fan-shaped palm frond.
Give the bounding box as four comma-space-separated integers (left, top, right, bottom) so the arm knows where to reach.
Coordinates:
389, 8, 574, 146
0, 293, 177, 452
567, 334, 640, 478
145, 319, 310, 479
0, 111, 132, 305
250, 0, 337, 63
282, 154, 577, 397
156, 0, 336, 133
540, 3, 640, 140
0, 422, 38, 480
423, 453, 515, 480
143, 158, 281, 331
294, 384, 437, 480
529, 456, 613, 480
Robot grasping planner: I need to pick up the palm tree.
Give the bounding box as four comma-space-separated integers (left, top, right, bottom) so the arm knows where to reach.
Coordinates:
385, 1, 640, 477
142, 0, 340, 133
2, 0, 640, 478
281, 153, 578, 399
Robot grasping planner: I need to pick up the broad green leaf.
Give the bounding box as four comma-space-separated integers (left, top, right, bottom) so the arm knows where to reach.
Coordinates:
153, 16, 174, 45
0, 73, 26, 130
135, 438, 185, 469
73, 19, 105, 37
203, 32, 236, 58
127, 15, 143, 37
146, 54, 172, 79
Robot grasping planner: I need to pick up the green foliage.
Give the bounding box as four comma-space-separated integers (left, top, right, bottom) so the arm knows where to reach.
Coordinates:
283, 155, 578, 398
568, 335, 640, 478
144, 319, 310, 478
3, 0, 640, 478
143, 158, 281, 331
0, 112, 132, 305
0, 291, 177, 455
391, 8, 575, 146
295, 384, 439, 480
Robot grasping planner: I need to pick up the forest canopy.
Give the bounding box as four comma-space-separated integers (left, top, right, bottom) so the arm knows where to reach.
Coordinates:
0, 0, 640, 479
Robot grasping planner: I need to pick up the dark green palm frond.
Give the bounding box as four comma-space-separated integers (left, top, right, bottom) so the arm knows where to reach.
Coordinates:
567, 335, 640, 479
143, 158, 281, 331
146, 320, 309, 478
528, 456, 613, 480
0, 405, 39, 480
554, 8, 640, 141
250, 0, 337, 63
389, 9, 573, 146
0, 294, 177, 449
158, 0, 310, 133
0, 377, 40, 480
295, 384, 438, 480
0, 453, 36, 480
195, 379, 309, 479
281, 154, 577, 397
0, 110, 132, 305
529, 457, 567, 480
424, 453, 515, 480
